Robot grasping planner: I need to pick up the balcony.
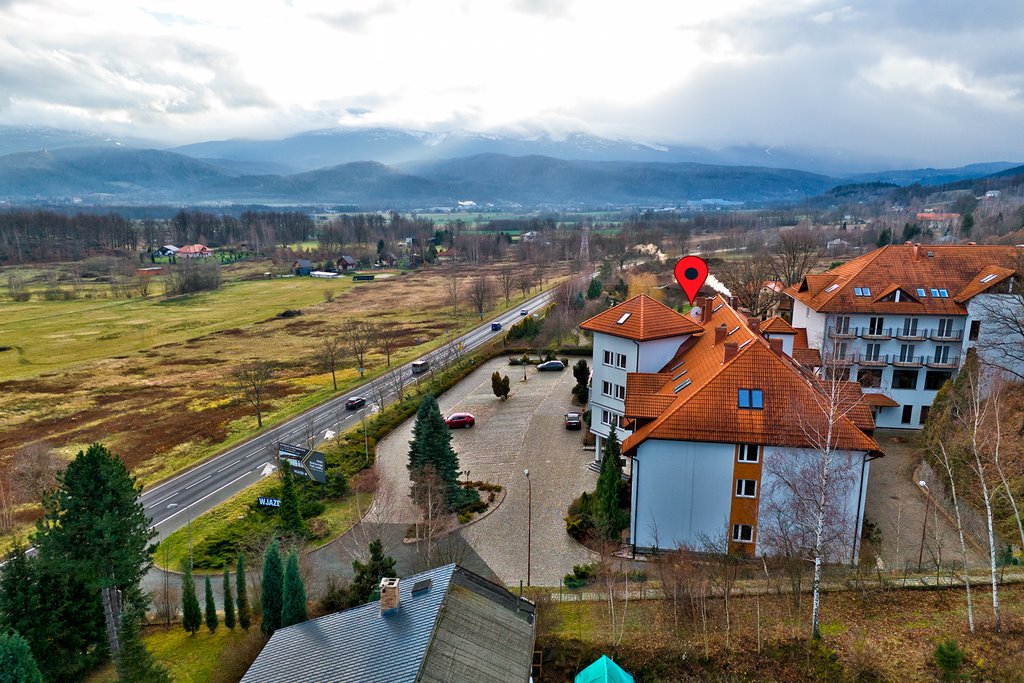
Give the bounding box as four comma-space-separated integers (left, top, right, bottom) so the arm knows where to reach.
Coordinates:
892, 354, 925, 368
894, 328, 926, 341
926, 353, 960, 369
827, 326, 858, 340
860, 327, 892, 340
824, 353, 857, 367
856, 352, 889, 367
928, 328, 964, 342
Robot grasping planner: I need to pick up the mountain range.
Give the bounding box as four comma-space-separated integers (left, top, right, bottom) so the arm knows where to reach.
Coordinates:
0, 125, 1019, 208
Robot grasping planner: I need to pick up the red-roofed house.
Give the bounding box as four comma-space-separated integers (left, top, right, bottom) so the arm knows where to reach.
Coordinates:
177, 244, 213, 258
586, 294, 880, 559
784, 243, 1023, 428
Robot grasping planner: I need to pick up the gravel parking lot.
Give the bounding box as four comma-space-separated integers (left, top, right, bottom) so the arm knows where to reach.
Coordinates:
371, 356, 598, 587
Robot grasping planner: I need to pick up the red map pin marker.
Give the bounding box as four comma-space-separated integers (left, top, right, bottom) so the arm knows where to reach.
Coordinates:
674, 255, 709, 305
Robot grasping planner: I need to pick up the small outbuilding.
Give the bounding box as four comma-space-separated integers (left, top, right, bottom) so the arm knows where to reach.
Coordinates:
576, 655, 636, 683
292, 259, 314, 276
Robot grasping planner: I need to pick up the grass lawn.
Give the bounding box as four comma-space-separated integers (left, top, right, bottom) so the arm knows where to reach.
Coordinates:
86, 625, 263, 683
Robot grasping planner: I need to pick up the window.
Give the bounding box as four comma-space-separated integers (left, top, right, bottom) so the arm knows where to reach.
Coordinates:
738, 444, 759, 462
899, 344, 916, 363
854, 286, 871, 297
938, 289, 949, 298
857, 368, 883, 388
864, 343, 881, 361
616, 312, 631, 324
868, 317, 885, 335
615, 384, 626, 400
934, 345, 951, 364
601, 410, 620, 429
834, 316, 851, 334
824, 283, 839, 293
735, 479, 757, 498
930, 288, 940, 297
892, 369, 919, 390
603, 350, 613, 367
902, 318, 918, 336
969, 320, 981, 341
901, 405, 913, 424
919, 405, 931, 425
732, 524, 754, 543
615, 353, 627, 369
602, 381, 612, 397
738, 389, 764, 409
925, 370, 952, 391
937, 319, 953, 337
916, 287, 927, 298
980, 273, 998, 284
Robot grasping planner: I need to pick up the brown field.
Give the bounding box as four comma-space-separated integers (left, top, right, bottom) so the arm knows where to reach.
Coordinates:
0, 260, 565, 521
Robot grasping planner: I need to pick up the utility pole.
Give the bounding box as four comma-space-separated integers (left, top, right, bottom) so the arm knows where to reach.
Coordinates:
917, 480, 931, 572
524, 468, 532, 587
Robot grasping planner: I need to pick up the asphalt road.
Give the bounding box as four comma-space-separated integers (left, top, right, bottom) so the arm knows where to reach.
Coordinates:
143, 287, 560, 543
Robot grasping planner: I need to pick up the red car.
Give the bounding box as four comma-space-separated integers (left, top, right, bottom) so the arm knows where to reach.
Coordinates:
445, 412, 476, 429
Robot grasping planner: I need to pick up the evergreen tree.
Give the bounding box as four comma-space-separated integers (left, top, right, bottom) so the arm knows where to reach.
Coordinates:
281, 550, 308, 628
181, 564, 202, 635
33, 444, 156, 612
261, 540, 284, 636
236, 555, 251, 630
223, 567, 236, 630
347, 539, 397, 607
407, 395, 472, 508
586, 278, 603, 300
204, 574, 219, 633
278, 466, 306, 536
595, 430, 627, 541
116, 607, 170, 683
491, 371, 503, 399
0, 632, 43, 683
501, 375, 511, 399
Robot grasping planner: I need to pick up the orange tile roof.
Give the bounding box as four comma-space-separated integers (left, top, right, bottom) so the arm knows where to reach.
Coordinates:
784, 244, 1021, 315
761, 316, 796, 334
864, 393, 900, 407
621, 296, 879, 456
953, 265, 1015, 303
580, 294, 704, 341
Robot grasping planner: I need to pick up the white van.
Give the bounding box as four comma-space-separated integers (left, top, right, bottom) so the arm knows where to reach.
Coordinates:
411, 360, 430, 374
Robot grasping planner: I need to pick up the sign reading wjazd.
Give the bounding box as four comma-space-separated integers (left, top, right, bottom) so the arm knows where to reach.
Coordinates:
277, 443, 327, 484
257, 497, 282, 508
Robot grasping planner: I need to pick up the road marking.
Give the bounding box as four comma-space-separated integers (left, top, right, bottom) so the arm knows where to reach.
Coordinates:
150, 470, 254, 529
260, 462, 277, 477
215, 459, 241, 473
153, 492, 179, 506
184, 474, 212, 490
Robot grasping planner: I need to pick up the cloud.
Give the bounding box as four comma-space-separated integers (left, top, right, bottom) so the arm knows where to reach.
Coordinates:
313, 1, 397, 32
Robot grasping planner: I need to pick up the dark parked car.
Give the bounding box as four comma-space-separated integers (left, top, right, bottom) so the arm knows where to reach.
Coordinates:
491, 322, 502, 331
445, 412, 476, 429
345, 396, 366, 410
536, 360, 565, 371
564, 412, 582, 430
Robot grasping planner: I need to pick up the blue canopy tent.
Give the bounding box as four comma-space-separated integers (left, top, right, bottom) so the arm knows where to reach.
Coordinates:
575, 655, 635, 683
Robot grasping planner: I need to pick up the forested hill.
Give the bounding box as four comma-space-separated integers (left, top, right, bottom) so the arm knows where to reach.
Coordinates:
0, 147, 835, 207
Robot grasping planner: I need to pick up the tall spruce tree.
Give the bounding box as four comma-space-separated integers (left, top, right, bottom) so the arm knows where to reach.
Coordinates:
0, 632, 43, 683
595, 429, 627, 541
204, 574, 219, 633
181, 565, 202, 635
261, 540, 284, 636
223, 567, 236, 630
236, 555, 251, 630
115, 607, 170, 683
347, 539, 398, 607
281, 550, 308, 628
407, 395, 473, 508
278, 466, 306, 536
27, 443, 156, 674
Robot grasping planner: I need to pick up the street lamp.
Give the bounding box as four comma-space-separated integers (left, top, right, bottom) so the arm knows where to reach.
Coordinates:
524, 468, 532, 587
917, 480, 931, 572
361, 408, 369, 466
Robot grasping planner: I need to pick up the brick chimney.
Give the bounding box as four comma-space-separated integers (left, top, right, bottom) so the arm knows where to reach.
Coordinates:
769, 337, 784, 356
714, 323, 727, 345
723, 341, 738, 363
379, 577, 400, 615
746, 316, 760, 333
700, 296, 715, 324
913, 242, 920, 261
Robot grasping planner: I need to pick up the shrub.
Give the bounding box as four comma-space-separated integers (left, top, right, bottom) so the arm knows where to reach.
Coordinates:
457, 511, 473, 524
306, 517, 330, 540
934, 639, 965, 681
563, 563, 595, 589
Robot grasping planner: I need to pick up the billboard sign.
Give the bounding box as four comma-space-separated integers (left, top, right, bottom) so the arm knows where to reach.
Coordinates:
257, 497, 281, 508
277, 443, 327, 484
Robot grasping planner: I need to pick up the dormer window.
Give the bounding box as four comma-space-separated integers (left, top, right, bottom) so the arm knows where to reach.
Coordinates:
738, 388, 764, 409
853, 287, 872, 297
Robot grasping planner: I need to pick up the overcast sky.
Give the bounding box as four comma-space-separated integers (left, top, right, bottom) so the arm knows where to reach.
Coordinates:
1, 0, 1022, 166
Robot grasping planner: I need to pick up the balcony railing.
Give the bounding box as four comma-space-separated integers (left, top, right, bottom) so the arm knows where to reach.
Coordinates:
892, 354, 925, 367
894, 328, 927, 341
827, 326, 858, 339
926, 353, 960, 369
856, 352, 889, 367
927, 328, 964, 342
860, 328, 892, 340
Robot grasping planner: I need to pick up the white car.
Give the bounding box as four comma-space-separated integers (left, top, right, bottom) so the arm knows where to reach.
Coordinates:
519, 308, 529, 316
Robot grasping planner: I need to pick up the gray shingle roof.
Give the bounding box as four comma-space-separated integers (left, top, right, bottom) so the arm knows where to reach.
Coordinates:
240, 564, 535, 683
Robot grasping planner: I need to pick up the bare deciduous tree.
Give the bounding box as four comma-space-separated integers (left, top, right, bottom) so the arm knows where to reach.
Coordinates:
0, 468, 15, 535
516, 272, 532, 298
718, 253, 779, 318
317, 335, 343, 391
344, 320, 377, 379
467, 275, 494, 320
233, 360, 275, 428
498, 267, 515, 305
376, 321, 402, 368
446, 275, 460, 316
11, 442, 61, 503
770, 228, 825, 288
